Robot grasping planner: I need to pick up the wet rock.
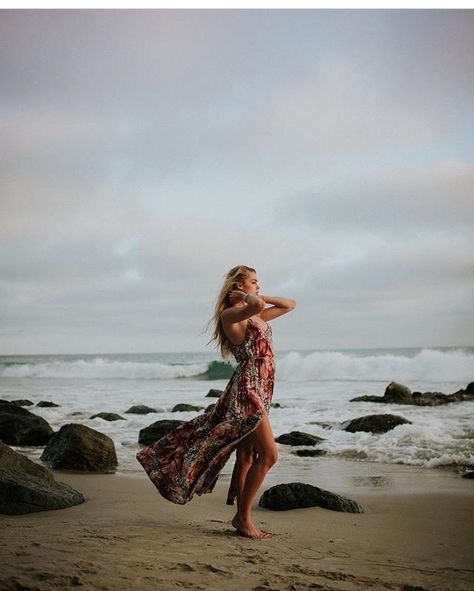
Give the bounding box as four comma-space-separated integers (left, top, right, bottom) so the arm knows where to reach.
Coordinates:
462, 471, 474, 479
0, 402, 54, 446
171, 404, 204, 412
294, 449, 327, 457
125, 404, 158, 414
383, 382, 413, 403
0, 441, 85, 514
205, 389, 223, 398
40, 423, 117, 472
90, 412, 125, 421
37, 401, 60, 408
275, 431, 325, 446
343, 414, 411, 434
205, 403, 216, 412
351, 381, 474, 406
271, 402, 281, 408
3, 399, 34, 407
259, 482, 363, 513
0, 442, 85, 514
138, 419, 185, 446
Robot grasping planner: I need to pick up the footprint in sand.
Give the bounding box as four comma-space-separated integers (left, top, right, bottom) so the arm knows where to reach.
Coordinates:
171, 562, 232, 576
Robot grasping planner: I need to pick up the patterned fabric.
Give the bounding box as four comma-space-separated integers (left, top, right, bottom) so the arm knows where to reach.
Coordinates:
136, 317, 275, 505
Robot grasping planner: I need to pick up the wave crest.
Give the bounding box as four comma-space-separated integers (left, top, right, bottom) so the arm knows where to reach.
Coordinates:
278, 348, 474, 382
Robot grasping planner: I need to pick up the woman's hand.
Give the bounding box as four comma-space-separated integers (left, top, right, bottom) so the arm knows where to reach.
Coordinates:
228, 290, 247, 305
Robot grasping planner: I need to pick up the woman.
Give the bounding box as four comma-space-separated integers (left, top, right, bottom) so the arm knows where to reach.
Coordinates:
136, 265, 295, 540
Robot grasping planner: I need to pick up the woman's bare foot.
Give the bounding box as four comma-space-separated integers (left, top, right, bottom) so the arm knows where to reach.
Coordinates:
231, 515, 272, 539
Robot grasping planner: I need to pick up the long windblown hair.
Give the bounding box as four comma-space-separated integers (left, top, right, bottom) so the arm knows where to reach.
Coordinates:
205, 265, 256, 360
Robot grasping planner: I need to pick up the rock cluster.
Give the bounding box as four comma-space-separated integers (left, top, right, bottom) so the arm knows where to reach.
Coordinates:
351, 381, 474, 406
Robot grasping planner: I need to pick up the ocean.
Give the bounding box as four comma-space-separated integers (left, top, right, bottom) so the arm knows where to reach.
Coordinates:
1, 347, 473, 494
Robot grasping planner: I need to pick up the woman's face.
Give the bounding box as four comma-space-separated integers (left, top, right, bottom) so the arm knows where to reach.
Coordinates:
238, 272, 260, 296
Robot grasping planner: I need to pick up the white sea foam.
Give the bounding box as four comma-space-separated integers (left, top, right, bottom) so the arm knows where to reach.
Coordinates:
0, 358, 208, 379
277, 348, 474, 383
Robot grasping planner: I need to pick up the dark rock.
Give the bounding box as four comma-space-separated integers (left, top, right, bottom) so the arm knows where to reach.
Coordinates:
90, 412, 125, 421
37, 400, 60, 408
294, 449, 327, 457
171, 404, 204, 412
0, 441, 85, 514
259, 482, 363, 513
205, 403, 216, 412
343, 414, 411, 434
0, 402, 54, 446
40, 423, 117, 472
350, 395, 382, 402
275, 431, 325, 446
270, 402, 281, 408
383, 382, 413, 403
205, 389, 223, 398
138, 419, 185, 446
8, 399, 34, 407
350, 381, 474, 406
462, 471, 474, 479
125, 404, 158, 414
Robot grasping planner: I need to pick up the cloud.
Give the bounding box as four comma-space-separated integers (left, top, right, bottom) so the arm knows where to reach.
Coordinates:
0, 10, 473, 352
274, 160, 474, 233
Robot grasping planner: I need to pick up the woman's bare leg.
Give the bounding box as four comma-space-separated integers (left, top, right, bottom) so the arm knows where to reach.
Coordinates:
232, 443, 255, 510
231, 415, 278, 539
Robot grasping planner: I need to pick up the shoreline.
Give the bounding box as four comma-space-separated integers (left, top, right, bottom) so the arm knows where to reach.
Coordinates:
1, 471, 473, 591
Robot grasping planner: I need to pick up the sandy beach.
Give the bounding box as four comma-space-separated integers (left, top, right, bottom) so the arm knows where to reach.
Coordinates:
1, 470, 473, 591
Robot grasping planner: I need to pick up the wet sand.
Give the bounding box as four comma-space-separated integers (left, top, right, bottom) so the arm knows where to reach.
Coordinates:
1, 471, 473, 591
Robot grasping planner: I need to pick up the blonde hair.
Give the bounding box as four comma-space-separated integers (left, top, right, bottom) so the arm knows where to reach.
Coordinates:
205, 265, 256, 359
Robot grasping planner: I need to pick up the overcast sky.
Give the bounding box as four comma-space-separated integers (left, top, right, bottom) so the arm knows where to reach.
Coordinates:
1, 9, 473, 355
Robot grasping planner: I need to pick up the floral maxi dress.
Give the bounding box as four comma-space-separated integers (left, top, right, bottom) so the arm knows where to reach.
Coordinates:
135, 316, 275, 505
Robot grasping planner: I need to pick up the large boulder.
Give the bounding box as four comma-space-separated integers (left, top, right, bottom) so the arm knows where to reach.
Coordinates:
343, 414, 411, 434
0, 402, 54, 445
138, 419, 185, 445
171, 403, 204, 412
259, 482, 363, 513
0, 442, 85, 514
40, 423, 117, 472
275, 431, 324, 446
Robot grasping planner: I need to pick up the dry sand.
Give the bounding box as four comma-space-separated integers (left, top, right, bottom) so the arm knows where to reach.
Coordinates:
1, 471, 473, 591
